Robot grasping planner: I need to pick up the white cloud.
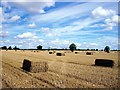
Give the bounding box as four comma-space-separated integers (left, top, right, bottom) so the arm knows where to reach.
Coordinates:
15, 32, 37, 39
0, 31, 9, 37
9, 0, 55, 14
95, 36, 118, 49
40, 27, 59, 37
50, 39, 72, 49
41, 27, 50, 33
33, 2, 103, 23
91, 7, 118, 30
9, 15, 21, 22
0, 7, 3, 22
27, 23, 36, 28
105, 15, 119, 30
92, 7, 116, 18
51, 39, 71, 45
112, 15, 120, 24
0, 7, 5, 22
2, 0, 119, 2
90, 43, 98, 46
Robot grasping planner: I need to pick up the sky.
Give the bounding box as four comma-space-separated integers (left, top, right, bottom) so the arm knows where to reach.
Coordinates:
0, 0, 120, 49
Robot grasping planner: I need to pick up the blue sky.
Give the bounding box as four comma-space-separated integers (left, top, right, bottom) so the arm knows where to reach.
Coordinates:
0, 0, 119, 49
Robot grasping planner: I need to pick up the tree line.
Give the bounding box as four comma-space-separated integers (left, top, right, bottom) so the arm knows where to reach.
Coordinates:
0, 46, 20, 50
0, 43, 111, 53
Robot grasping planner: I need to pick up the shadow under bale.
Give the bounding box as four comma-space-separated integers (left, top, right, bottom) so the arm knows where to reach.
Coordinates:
22, 59, 48, 73
56, 53, 65, 56
86, 52, 93, 55
95, 59, 114, 67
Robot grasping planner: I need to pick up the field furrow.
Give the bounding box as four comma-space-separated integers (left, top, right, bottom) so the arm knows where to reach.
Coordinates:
2, 62, 54, 88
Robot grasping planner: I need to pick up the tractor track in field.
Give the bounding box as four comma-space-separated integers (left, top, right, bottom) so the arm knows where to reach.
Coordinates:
2, 62, 56, 88
2, 78, 11, 88
2, 62, 88, 88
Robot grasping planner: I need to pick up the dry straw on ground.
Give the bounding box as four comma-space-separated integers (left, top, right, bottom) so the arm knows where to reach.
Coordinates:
1, 50, 119, 88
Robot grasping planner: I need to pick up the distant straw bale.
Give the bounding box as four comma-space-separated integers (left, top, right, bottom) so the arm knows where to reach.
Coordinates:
95, 59, 114, 67
75, 52, 79, 54
56, 52, 65, 56
49, 52, 54, 54
22, 59, 48, 73
86, 52, 93, 55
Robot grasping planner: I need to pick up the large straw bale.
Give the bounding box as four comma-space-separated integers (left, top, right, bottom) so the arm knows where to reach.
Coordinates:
22, 59, 48, 72
95, 59, 114, 67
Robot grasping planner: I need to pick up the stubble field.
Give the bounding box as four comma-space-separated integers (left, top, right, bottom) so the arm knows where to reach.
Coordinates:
1, 50, 119, 88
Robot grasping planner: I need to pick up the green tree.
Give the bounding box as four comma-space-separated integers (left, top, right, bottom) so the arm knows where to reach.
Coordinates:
13, 46, 17, 50
1, 46, 7, 50
37, 45, 42, 50
8, 46, 12, 50
69, 43, 76, 52
96, 49, 98, 51
104, 46, 110, 53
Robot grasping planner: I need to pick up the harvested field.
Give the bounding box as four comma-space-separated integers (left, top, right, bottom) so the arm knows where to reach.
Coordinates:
1, 50, 119, 88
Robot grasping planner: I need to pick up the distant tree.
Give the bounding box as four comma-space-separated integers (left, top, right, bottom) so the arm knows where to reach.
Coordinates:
37, 45, 42, 50
69, 43, 76, 52
87, 48, 89, 51
104, 46, 110, 53
100, 49, 103, 51
1, 46, 7, 50
8, 46, 12, 50
96, 49, 98, 51
13, 46, 20, 50
13, 46, 17, 50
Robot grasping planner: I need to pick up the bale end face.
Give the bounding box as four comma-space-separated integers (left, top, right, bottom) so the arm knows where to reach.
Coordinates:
95, 59, 114, 67
56, 53, 65, 56
22, 59, 31, 72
